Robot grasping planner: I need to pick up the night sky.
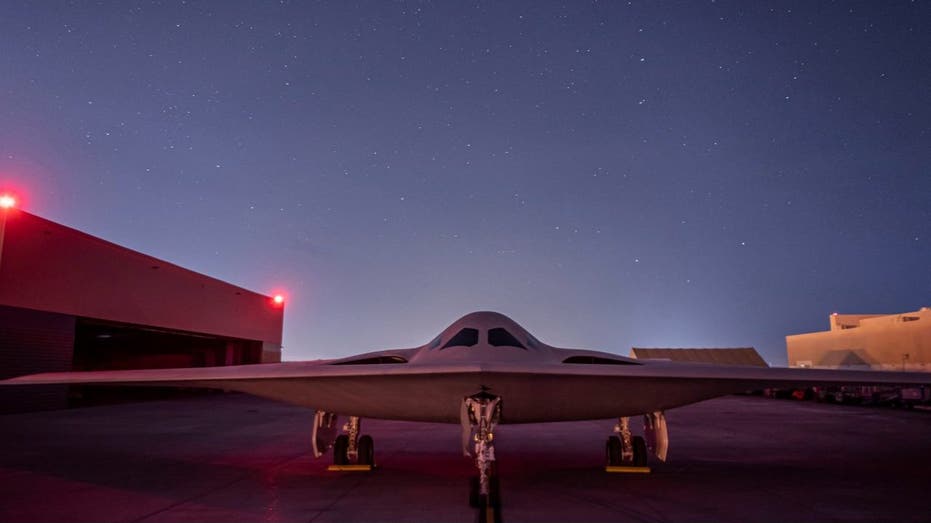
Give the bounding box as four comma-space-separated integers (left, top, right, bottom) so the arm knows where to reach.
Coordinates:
2, 1, 929, 364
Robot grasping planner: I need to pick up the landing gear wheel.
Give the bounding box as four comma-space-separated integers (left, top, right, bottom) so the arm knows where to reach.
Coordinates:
606, 436, 622, 466
489, 476, 501, 508
469, 476, 480, 507
333, 434, 349, 465
632, 435, 648, 467
357, 434, 374, 466
477, 492, 502, 523
477, 495, 490, 523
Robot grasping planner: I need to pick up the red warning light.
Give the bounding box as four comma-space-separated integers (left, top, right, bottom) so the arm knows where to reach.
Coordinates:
0, 194, 16, 209
272, 294, 285, 306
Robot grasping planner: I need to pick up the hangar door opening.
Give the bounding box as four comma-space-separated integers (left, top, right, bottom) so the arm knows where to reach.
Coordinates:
71, 318, 262, 405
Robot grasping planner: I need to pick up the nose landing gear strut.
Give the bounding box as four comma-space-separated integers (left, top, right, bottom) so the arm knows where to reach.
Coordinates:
461, 387, 503, 523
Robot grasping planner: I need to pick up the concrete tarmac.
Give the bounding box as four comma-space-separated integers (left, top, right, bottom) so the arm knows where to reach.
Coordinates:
1, 393, 929, 522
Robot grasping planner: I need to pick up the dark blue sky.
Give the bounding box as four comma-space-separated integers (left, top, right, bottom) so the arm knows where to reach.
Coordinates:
2, 1, 928, 364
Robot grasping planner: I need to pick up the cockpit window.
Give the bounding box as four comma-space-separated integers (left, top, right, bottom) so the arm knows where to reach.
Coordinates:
427, 335, 442, 350
441, 328, 479, 349
488, 328, 526, 349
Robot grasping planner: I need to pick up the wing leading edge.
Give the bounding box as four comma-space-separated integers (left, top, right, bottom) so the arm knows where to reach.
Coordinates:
4, 361, 930, 423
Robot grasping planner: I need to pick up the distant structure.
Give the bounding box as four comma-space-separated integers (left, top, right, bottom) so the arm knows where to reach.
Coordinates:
0, 207, 284, 412
630, 348, 768, 367
786, 308, 931, 371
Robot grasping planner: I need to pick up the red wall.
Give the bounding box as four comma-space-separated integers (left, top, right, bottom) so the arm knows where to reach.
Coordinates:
0, 209, 282, 345
0, 304, 73, 412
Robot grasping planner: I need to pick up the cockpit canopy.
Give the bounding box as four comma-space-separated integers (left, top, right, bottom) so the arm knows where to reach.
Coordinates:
441, 328, 479, 349
437, 327, 527, 350
488, 328, 525, 349
330, 311, 643, 366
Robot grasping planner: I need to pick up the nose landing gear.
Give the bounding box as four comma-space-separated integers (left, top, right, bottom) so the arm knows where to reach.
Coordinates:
462, 388, 503, 523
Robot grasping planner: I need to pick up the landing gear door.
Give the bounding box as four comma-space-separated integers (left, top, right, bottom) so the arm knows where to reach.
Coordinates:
643, 411, 669, 462
312, 411, 340, 458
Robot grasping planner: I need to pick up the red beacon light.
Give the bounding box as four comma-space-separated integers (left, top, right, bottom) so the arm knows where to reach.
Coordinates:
272, 294, 285, 306
0, 194, 16, 209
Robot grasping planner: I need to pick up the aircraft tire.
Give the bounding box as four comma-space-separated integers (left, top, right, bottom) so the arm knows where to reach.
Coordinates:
477, 494, 501, 523
606, 436, 622, 465
489, 476, 501, 508
477, 495, 488, 523
333, 435, 349, 465
469, 476, 479, 507
632, 436, 648, 467
358, 435, 374, 466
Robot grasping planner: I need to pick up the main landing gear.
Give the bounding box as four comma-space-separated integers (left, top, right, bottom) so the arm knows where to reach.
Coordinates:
606, 417, 647, 467
313, 412, 376, 469
606, 411, 668, 470
333, 416, 376, 467
461, 388, 503, 523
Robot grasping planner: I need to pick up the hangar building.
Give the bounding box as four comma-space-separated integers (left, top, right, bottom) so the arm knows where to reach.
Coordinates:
0, 206, 284, 412
786, 308, 930, 371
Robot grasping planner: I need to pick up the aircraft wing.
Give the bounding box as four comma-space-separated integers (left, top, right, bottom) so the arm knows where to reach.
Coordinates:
4, 361, 929, 423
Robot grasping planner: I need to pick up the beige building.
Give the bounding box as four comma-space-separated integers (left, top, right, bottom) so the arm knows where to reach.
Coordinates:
786, 308, 931, 371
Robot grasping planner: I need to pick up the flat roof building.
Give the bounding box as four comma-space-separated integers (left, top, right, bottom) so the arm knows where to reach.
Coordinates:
0, 206, 284, 412
786, 308, 931, 371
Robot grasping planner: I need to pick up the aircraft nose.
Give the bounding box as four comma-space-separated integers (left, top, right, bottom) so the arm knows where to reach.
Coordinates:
468, 343, 538, 362
410, 340, 540, 364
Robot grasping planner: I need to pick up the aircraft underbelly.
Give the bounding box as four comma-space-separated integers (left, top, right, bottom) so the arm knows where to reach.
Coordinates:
210, 372, 751, 424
